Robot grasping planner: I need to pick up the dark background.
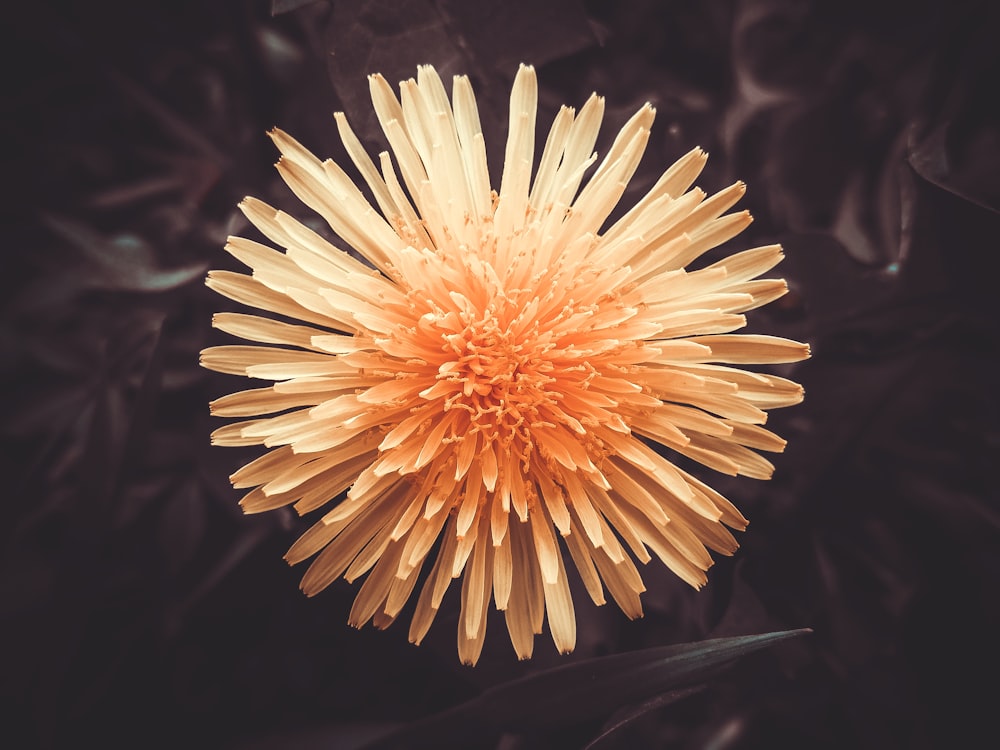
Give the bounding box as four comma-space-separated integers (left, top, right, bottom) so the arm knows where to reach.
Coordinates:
3, 0, 999, 748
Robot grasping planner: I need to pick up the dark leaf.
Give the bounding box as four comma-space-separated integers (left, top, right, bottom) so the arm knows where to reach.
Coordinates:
41, 215, 156, 268
475, 628, 810, 728
908, 122, 1000, 214
437, 0, 596, 72
163, 524, 272, 636
79, 382, 118, 516
583, 685, 706, 750
907, 2, 1000, 215
104, 66, 228, 163
109, 317, 166, 524
362, 629, 810, 749
158, 481, 207, 574
39, 215, 207, 294
272, 0, 326, 15
5, 382, 91, 436
256, 27, 307, 83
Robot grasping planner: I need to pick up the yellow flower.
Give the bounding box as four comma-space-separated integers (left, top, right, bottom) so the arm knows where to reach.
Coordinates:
202, 64, 809, 665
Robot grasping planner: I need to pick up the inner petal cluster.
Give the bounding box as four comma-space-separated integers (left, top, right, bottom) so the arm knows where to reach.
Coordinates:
437, 302, 552, 454
368, 254, 639, 543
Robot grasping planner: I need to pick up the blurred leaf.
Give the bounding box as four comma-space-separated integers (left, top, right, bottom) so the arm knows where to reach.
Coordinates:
163, 524, 272, 637
256, 26, 306, 83
909, 121, 1000, 214
109, 317, 166, 524
104, 66, 227, 163
437, 0, 596, 72
35, 215, 207, 296
42, 215, 155, 267
158, 481, 207, 574
363, 629, 810, 749
79, 381, 119, 515
477, 629, 809, 727
5, 382, 91, 436
272, 0, 326, 15
583, 685, 705, 750
907, 2, 1000, 215
829, 172, 882, 264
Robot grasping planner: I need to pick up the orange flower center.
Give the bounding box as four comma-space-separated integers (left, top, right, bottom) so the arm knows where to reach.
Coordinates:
431, 299, 562, 466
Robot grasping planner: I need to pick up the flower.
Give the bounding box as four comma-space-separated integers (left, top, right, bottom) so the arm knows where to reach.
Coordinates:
201, 64, 809, 665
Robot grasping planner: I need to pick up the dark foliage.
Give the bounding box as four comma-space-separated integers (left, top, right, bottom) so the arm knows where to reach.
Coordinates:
3, 0, 998, 748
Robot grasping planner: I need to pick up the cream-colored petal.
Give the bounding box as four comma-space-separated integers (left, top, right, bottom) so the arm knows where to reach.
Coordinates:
210, 386, 324, 418
542, 539, 576, 655
563, 525, 606, 606
495, 64, 538, 242
206, 271, 338, 329
528, 105, 574, 209
688, 334, 812, 364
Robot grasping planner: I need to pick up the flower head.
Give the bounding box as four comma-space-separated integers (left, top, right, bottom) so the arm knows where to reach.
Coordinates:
202, 64, 809, 665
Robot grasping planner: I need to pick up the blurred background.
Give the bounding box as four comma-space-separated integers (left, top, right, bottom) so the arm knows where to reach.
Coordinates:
3, 0, 998, 747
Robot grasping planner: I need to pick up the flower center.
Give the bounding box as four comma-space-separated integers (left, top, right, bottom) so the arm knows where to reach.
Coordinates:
450, 318, 525, 394
432, 302, 560, 461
